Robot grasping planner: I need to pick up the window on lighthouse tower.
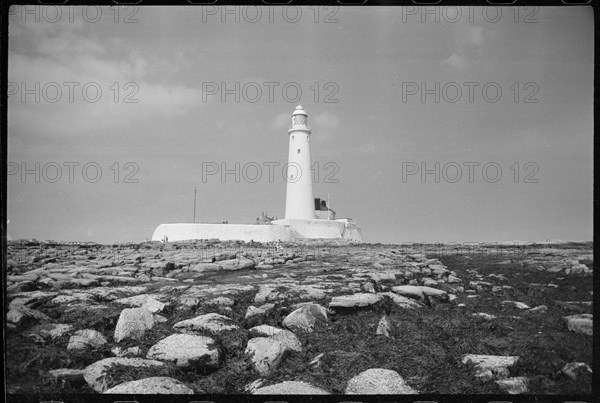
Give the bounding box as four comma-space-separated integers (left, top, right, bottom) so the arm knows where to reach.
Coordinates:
297, 149, 301, 153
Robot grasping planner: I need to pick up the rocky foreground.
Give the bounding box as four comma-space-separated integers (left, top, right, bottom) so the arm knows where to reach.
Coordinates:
5, 240, 594, 395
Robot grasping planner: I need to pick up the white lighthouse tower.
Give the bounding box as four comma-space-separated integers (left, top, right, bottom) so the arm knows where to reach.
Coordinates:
151, 105, 362, 242
284, 105, 316, 220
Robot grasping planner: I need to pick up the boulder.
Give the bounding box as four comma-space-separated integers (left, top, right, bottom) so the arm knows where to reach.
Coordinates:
282, 303, 328, 333
564, 314, 593, 336
378, 292, 421, 309
83, 357, 165, 393
391, 285, 448, 301
24, 323, 73, 341
329, 293, 383, 309
113, 308, 154, 342
245, 337, 285, 375
67, 329, 107, 350
146, 333, 220, 368
496, 376, 529, 394
173, 313, 239, 335
248, 326, 302, 352
7, 304, 51, 326
245, 303, 275, 319
561, 362, 592, 381
345, 368, 418, 394
104, 377, 194, 394
114, 294, 166, 313
462, 354, 519, 381
253, 381, 329, 394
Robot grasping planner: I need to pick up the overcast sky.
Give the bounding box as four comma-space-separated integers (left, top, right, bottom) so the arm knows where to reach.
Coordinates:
7, 6, 593, 244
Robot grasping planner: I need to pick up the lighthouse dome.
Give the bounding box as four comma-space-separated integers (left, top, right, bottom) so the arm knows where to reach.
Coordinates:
292, 105, 308, 116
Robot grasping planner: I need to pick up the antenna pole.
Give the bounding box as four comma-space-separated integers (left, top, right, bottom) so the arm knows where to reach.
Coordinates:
193, 187, 197, 223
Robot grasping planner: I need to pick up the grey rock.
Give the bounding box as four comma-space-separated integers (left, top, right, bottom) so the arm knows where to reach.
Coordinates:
378, 292, 421, 309
146, 333, 220, 368
391, 285, 448, 301
248, 326, 302, 352
496, 377, 529, 394
345, 368, 418, 394
472, 313, 496, 321
104, 377, 194, 394
376, 314, 393, 338
245, 337, 286, 375
501, 301, 530, 309
205, 297, 234, 307
114, 308, 154, 342
362, 282, 376, 293
114, 294, 166, 313
462, 354, 519, 381
282, 303, 328, 333
564, 314, 593, 336
67, 329, 108, 350
329, 293, 383, 309
173, 313, 239, 335
529, 305, 548, 313
111, 346, 141, 357
7, 304, 51, 326
245, 303, 276, 319
24, 323, 73, 341
561, 362, 592, 381
253, 381, 329, 394
83, 357, 165, 393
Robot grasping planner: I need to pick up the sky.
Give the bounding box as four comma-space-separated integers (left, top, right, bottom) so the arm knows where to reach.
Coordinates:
6, 6, 594, 244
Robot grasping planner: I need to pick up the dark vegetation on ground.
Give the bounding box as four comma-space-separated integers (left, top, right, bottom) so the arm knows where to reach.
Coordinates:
5, 242, 593, 394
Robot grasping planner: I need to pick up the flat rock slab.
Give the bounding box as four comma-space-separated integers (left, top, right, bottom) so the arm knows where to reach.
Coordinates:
24, 323, 73, 341
245, 337, 286, 375
564, 314, 593, 336
501, 301, 531, 309
473, 313, 497, 321
173, 313, 239, 335
253, 381, 330, 394
104, 377, 194, 394
329, 293, 383, 309
496, 377, 529, 394
378, 292, 421, 309
561, 362, 592, 381
146, 333, 220, 368
345, 368, 418, 394
83, 357, 165, 393
245, 303, 276, 319
113, 308, 154, 342
114, 294, 166, 313
7, 304, 52, 326
248, 326, 302, 352
282, 303, 328, 332
392, 285, 448, 301
67, 329, 107, 350
462, 354, 519, 381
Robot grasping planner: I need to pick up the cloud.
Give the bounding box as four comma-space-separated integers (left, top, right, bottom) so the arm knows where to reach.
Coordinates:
468, 27, 485, 45
312, 111, 340, 140
8, 16, 204, 139
271, 112, 289, 130
443, 53, 469, 70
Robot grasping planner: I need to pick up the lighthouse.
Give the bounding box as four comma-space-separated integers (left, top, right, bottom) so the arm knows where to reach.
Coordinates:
284, 105, 316, 220
151, 105, 362, 242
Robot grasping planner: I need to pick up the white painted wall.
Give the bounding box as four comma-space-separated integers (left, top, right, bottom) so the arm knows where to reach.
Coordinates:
152, 223, 292, 242
284, 106, 315, 220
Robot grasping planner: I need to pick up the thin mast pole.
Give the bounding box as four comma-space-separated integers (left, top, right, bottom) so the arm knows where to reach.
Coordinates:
193, 187, 197, 223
